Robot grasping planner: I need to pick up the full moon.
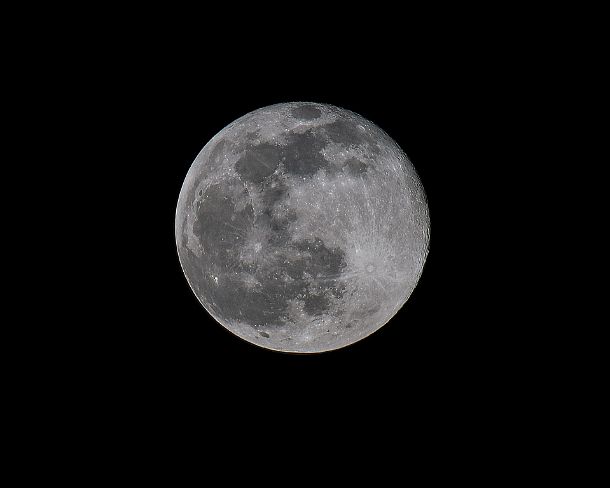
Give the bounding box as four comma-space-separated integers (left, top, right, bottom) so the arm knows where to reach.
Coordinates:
175, 103, 430, 353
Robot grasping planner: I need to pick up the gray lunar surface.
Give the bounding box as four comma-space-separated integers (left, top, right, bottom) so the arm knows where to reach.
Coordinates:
175, 102, 430, 353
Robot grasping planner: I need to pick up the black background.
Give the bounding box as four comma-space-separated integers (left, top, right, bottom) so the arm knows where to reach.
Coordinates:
113, 66, 499, 400
68, 15, 531, 428
13, 6, 575, 472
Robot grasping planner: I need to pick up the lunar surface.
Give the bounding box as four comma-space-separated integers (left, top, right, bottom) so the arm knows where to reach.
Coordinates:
175, 102, 430, 353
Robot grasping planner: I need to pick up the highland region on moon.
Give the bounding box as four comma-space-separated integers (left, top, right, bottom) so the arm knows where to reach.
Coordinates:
175, 102, 430, 353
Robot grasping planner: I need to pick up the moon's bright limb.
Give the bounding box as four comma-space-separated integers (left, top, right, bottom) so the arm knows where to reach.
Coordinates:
175, 103, 430, 353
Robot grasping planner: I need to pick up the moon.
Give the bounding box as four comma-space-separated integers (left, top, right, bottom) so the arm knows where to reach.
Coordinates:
175, 102, 430, 353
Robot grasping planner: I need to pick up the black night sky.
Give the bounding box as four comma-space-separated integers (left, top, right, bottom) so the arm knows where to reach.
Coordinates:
68, 18, 529, 427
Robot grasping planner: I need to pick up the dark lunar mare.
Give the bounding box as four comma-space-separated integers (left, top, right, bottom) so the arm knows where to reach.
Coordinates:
323, 118, 381, 154
234, 115, 379, 182
282, 130, 328, 177
180, 171, 348, 329
343, 157, 368, 176
235, 143, 283, 184
181, 115, 387, 330
290, 104, 322, 120
235, 130, 329, 180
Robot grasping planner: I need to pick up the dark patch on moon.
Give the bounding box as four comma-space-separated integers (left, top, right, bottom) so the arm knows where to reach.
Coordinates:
207, 139, 228, 173
187, 182, 348, 327
343, 157, 368, 175
324, 119, 380, 154
236, 130, 329, 181
324, 119, 365, 146
234, 118, 381, 185
282, 130, 329, 177
238, 234, 343, 325
293, 238, 346, 279
290, 104, 322, 120
303, 294, 330, 316
210, 277, 291, 327
260, 176, 288, 211
257, 176, 295, 246
362, 304, 381, 317
235, 143, 282, 184
192, 182, 254, 268
271, 211, 298, 248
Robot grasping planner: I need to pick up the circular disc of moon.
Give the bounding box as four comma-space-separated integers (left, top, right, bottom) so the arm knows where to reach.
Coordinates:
175, 102, 430, 353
